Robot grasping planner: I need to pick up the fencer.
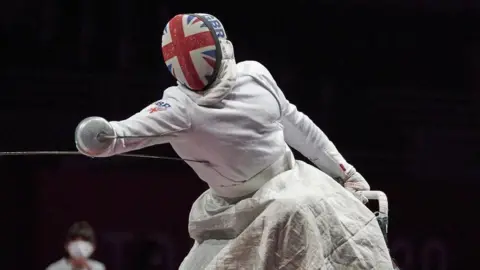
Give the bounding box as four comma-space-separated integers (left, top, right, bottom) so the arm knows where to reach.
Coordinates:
75, 13, 394, 269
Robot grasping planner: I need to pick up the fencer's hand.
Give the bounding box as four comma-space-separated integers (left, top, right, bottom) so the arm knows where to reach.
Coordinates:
75, 116, 115, 157
344, 172, 370, 204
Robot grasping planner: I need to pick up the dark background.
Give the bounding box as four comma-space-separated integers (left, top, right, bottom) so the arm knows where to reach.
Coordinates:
1, 1, 479, 269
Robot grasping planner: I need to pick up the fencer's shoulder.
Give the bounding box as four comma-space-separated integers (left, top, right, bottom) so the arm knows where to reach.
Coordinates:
236, 61, 274, 79
163, 86, 183, 98
162, 86, 192, 104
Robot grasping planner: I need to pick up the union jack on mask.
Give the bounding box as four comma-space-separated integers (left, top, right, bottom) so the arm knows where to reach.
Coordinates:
162, 13, 227, 91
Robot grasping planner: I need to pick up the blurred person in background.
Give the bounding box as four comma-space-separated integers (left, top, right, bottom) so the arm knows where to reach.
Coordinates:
46, 221, 105, 270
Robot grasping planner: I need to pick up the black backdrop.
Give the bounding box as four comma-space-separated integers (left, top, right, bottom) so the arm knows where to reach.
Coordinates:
1, 1, 479, 269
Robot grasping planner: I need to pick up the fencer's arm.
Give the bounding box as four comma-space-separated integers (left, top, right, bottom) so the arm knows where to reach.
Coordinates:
108, 97, 190, 155
281, 98, 371, 201
280, 102, 355, 181
75, 92, 191, 157
253, 62, 355, 181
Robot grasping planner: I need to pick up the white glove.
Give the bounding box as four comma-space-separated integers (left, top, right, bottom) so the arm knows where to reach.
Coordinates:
343, 172, 370, 204
75, 116, 116, 157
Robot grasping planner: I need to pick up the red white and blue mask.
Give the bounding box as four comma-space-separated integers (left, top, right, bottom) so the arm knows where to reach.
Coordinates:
162, 14, 228, 91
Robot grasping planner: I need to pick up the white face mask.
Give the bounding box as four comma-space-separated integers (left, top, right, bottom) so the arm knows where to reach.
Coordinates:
67, 240, 94, 259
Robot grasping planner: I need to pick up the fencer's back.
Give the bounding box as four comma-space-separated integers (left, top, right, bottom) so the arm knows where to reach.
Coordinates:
169, 61, 289, 195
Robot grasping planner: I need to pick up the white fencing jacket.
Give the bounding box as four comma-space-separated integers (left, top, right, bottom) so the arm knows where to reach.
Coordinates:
104, 61, 355, 197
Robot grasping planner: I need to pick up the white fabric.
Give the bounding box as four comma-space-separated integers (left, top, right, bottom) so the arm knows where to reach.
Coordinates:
179, 152, 392, 269
45, 258, 105, 270
344, 171, 371, 203
104, 61, 357, 198
194, 39, 236, 106
95, 60, 393, 268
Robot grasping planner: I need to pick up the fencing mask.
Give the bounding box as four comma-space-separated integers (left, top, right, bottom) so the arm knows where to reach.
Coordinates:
161, 13, 235, 94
